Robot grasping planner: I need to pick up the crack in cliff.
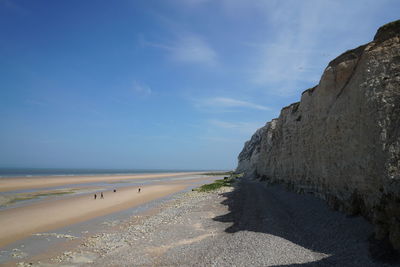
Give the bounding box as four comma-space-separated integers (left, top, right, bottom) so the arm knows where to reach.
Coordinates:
335, 46, 365, 99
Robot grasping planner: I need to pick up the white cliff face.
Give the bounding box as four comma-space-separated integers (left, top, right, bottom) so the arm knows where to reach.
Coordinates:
236, 124, 267, 176
237, 20, 400, 251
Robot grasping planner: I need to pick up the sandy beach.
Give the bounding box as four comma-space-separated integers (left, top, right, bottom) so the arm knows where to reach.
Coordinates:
0, 172, 219, 255
0, 172, 202, 192
8, 179, 386, 267
0, 184, 187, 247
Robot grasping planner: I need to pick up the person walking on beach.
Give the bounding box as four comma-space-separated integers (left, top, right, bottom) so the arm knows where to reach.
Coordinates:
138, 188, 141, 193
101, 192, 104, 199
94, 194, 97, 200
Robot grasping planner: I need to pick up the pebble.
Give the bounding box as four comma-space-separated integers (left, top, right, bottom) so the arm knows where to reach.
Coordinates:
41, 187, 233, 265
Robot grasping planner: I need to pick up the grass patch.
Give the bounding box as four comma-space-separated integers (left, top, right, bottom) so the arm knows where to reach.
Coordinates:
8, 196, 36, 204
194, 176, 238, 192
202, 171, 234, 176
35, 191, 75, 197
7, 191, 75, 205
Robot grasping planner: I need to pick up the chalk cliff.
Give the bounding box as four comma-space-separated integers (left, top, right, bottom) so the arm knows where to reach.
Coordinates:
237, 20, 400, 251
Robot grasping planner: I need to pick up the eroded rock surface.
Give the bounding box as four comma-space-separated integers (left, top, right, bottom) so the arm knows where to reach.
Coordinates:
237, 20, 400, 251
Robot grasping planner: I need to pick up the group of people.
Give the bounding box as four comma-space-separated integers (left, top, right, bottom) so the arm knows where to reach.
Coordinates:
93, 187, 141, 199
93, 192, 104, 200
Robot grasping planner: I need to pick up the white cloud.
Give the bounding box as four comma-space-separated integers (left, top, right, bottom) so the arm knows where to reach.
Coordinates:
143, 33, 217, 66
171, 35, 217, 65
132, 81, 152, 96
236, 0, 383, 96
196, 97, 270, 111
164, 0, 391, 98
244, 2, 330, 96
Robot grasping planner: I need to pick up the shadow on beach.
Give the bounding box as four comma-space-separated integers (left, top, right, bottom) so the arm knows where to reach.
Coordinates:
213, 179, 398, 266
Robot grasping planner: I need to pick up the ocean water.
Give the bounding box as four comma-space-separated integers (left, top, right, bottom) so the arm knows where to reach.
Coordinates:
0, 168, 204, 178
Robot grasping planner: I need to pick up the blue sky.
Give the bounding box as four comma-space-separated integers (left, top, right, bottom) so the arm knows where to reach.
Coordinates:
0, 0, 399, 170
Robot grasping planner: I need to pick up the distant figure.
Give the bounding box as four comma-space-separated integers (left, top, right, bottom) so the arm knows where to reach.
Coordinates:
138, 188, 141, 193
113, 189, 116, 193
94, 194, 97, 200
101, 192, 104, 199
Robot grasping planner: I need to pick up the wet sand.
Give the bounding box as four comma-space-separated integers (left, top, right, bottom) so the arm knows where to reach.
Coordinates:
0, 172, 202, 192
0, 184, 187, 247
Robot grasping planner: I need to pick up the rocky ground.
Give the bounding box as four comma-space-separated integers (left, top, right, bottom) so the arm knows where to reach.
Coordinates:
17, 179, 396, 266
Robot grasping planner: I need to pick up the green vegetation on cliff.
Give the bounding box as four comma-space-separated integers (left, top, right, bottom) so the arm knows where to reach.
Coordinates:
194, 173, 242, 192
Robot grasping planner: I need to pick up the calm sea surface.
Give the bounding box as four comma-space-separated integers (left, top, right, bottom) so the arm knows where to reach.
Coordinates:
0, 168, 207, 178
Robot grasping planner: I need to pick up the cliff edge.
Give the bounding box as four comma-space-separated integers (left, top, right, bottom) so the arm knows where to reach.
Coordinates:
237, 20, 400, 252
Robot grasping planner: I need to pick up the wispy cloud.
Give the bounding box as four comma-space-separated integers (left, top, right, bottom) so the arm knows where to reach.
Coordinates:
143, 33, 218, 66
168, 0, 391, 97
132, 81, 152, 97
196, 97, 270, 112
171, 34, 217, 65
236, 0, 380, 96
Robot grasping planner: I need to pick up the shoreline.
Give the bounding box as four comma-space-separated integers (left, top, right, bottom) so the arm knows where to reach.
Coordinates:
0, 173, 224, 265
0, 183, 188, 248
0, 169, 223, 178
0, 172, 204, 192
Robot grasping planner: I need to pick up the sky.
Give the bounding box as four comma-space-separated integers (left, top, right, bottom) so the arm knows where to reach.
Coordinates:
0, 0, 399, 170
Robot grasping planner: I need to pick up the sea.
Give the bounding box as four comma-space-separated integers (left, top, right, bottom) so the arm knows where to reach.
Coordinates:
0, 168, 207, 178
